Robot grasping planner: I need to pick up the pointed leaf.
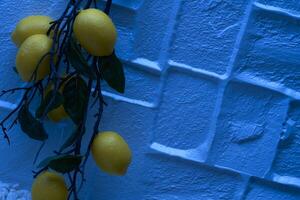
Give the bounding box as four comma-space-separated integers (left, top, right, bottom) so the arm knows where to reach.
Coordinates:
63, 76, 88, 124
36, 90, 64, 119
38, 155, 82, 173
66, 39, 96, 80
37, 155, 57, 169
13, 67, 18, 74
100, 52, 125, 93
18, 105, 48, 141
49, 155, 82, 173
59, 127, 85, 152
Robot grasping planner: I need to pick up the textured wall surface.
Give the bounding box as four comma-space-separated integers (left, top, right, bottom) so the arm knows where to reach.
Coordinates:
1, 0, 300, 200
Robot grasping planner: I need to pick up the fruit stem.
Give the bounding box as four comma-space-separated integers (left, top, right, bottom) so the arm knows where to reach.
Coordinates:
79, 66, 105, 192
1, 0, 115, 199
105, 0, 113, 15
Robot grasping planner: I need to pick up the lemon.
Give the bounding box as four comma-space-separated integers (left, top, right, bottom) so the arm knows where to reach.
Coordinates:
45, 83, 69, 122
16, 34, 52, 82
31, 171, 68, 200
73, 8, 117, 56
12, 15, 53, 47
91, 131, 132, 175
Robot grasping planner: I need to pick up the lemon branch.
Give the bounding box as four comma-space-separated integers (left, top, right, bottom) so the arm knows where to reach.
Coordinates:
69, 78, 93, 200
33, 0, 115, 199
2, 0, 130, 199
79, 62, 105, 192
105, 0, 113, 14
68, 56, 106, 199
0, 79, 44, 144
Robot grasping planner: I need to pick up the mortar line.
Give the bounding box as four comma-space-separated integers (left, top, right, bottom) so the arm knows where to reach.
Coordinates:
263, 98, 291, 178
254, 2, 300, 20
202, 80, 227, 162
155, 0, 182, 107
149, 1, 182, 145
157, 1, 182, 69
238, 175, 251, 200
226, 0, 254, 77
204, 0, 255, 162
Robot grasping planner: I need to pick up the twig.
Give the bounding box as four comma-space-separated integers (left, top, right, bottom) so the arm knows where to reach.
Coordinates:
0, 87, 28, 97
104, 0, 113, 15
79, 58, 105, 192
33, 166, 48, 178
68, 78, 93, 199
33, 141, 46, 165
1, 0, 116, 199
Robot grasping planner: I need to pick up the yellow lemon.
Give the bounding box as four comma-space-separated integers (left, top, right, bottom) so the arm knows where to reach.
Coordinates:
31, 171, 68, 200
12, 15, 53, 47
91, 131, 132, 175
73, 8, 117, 56
45, 83, 69, 122
16, 34, 52, 82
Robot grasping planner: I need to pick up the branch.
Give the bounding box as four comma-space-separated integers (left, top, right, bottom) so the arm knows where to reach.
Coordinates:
79, 73, 105, 191
104, 0, 113, 15
68, 78, 93, 200
1, 0, 116, 199
0, 87, 28, 97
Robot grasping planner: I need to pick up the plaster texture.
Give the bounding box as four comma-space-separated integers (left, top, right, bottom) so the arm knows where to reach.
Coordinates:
1, 0, 300, 199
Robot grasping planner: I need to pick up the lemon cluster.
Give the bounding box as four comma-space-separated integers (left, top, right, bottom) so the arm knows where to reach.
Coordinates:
13, 16, 53, 82
12, 9, 117, 122
12, 9, 131, 200
32, 131, 132, 200
13, 9, 116, 82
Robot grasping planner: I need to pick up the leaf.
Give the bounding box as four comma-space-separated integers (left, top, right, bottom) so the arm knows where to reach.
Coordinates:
66, 38, 96, 80
13, 67, 18, 74
18, 105, 48, 141
100, 52, 125, 93
37, 155, 56, 169
38, 155, 82, 173
36, 90, 64, 119
63, 76, 88, 124
49, 155, 82, 173
59, 127, 85, 152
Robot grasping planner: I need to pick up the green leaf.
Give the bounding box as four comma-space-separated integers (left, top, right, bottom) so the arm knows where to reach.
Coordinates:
63, 76, 88, 124
13, 67, 18, 74
36, 90, 64, 119
38, 155, 82, 173
59, 127, 85, 152
37, 155, 56, 169
66, 38, 97, 80
18, 105, 48, 141
100, 52, 125, 93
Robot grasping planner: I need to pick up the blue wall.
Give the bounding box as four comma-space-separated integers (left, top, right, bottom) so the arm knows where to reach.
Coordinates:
1, 0, 300, 199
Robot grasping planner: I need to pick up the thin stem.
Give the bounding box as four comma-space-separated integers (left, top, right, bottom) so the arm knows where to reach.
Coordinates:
84, 0, 93, 9
68, 78, 93, 199
79, 90, 104, 192
33, 142, 46, 165
104, 0, 113, 15
33, 166, 48, 178
0, 87, 28, 97
93, 0, 98, 8
1, 0, 116, 199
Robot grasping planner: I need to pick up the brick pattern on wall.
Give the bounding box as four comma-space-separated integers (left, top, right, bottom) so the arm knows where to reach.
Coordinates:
89, 1, 300, 199
1, 0, 300, 199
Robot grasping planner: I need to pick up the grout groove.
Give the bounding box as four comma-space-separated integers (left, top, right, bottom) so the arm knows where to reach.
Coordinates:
204, 0, 255, 162
254, 2, 300, 20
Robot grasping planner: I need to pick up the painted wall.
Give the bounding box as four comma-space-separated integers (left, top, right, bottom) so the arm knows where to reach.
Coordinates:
1, 0, 300, 199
